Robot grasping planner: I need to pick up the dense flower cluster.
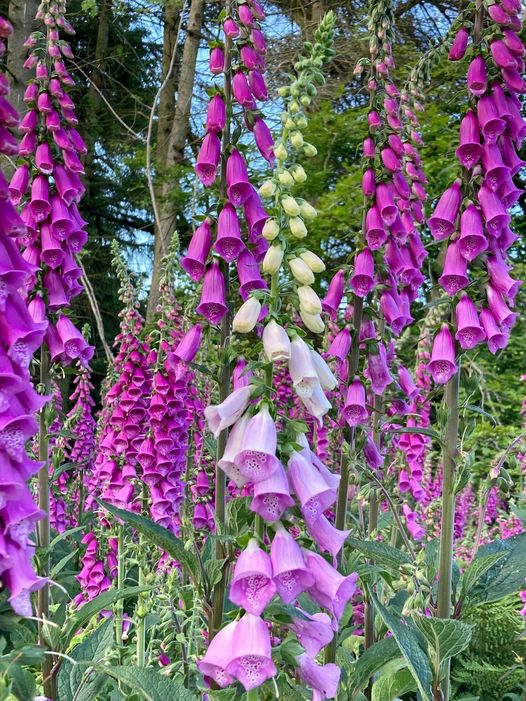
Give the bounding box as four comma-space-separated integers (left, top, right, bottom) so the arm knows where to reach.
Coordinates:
11, 0, 93, 367
0, 16, 48, 616
428, 8, 525, 384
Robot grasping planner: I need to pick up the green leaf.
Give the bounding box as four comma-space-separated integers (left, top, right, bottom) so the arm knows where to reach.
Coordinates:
8, 664, 36, 701
57, 619, 113, 701
412, 615, 472, 680
63, 586, 151, 643
373, 597, 433, 701
51, 550, 78, 579
347, 637, 401, 697
458, 552, 507, 604
371, 667, 416, 701
389, 426, 442, 442
50, 525, 86, 549
347, 537, 412, 570
97, 500, 199, 583
461, 404, 497, 426
96, 665, 195, 701
466, 531, 526, 605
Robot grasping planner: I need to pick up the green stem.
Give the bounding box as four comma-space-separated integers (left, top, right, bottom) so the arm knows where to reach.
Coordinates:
136, 485, 148, 666
436, 361, 460, 701
246, 689, 259, 701
210, 0, 233, 639
37, 346, 54, 700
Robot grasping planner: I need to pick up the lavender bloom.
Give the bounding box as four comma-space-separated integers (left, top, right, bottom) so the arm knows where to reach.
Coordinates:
288, 451, 336, 523
291, 610, 334, 657
296, 653, 341, 700
235, 404, 280, 482
270, 525, 314, 603
225, 613, 277, 690
366, 342, 394, 395
198, 620, 238, 687
229, 538, 276, 614
204, 385, 252, 438
322, 270, 345, 318
251, 463, 294, 521
304, 550, 359, 622
171, 323, 202, 363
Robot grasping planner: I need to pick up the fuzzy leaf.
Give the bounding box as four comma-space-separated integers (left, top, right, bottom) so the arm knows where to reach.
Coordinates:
371, 667, 416, 701
458, 552, 507, 604
97, 499, 199, 583
96, 665, 195, 701
412, 615, 472, 679
347, 537, 412, 570
347, 637, 401, 697
373, 597, 433, 701
466, 531, 526, 605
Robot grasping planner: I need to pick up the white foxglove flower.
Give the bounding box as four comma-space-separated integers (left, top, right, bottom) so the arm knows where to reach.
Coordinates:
298, 286, 322, 315
262, 320, 291, 361
233, 297, 261, 333
262, 244, 284, 274
310, 350, 338, 390
289, 257, 315, 285
299, 250, 326, 272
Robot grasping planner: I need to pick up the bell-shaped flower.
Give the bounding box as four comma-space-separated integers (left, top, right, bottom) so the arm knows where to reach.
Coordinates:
234, 404, 280, 483
209, 46, 224, 74
478, 96, 506, 144
306, 514, 350, 558
296, 653, 341, 700
487, 255, 521, 305
428, 325, 457, 384
363, 433, 384, 469
232, 71, 256, 109
249, 70, 268, 101
229, 538, 276, 615
215, 203, 244, 262
304, 550, 359, 622
402, 504, 425, 540
237, 249, 266, 300
477, 184, 510, 235
195, 132, 221, 187
244, 190, 268, 240
3, 544, 47, 617
204, 385, 252, 439
197, 619, 238, 688
218, 414, 250, 486
343, 378, 368, 427
253, 118, 274, 165
366, 342, 393, 395
205, 94, 226, 133
225, 613, 277, 690
251, 463, 294, 521
226, 149, 252, 206
467, 55, 487, 96
350, 249, 375, 298
458, 203, 487, 261
486, 284, 517, 331
288, 451, 336, 523
196, 260, 228, 324
291, 610, 334, 657
480, 307, 509, 354
262, 320, 290, 362
321, 270, 345, 318
455, 109, 481, 168
427, 179, 462, 240
233, 297, 261, 334
28, 174, 51, 222
270, 524, 314, 604
438, 242, 469, 296
289, 336, 318, 398
181, 219, 212, 281
365, 205, 387, 250
327, 327, 351, 360
455, 294, 485, 350
448, 26, 469, 60
56, 314, 92, 363
172, 323, 202, 363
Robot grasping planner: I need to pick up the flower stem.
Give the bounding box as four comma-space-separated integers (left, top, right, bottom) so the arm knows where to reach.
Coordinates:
436, 360, 460, 700
211, 0, 233, 639
116, 524, 125, 647
38, 345, 54, 700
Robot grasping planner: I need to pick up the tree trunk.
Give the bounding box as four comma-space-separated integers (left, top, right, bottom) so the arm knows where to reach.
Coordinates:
7, 0, 39, 112
147, 0, 205, 319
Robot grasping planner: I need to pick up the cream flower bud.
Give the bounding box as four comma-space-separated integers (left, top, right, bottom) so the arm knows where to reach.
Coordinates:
262, 320, 291, 361
300, 309, 325, 333
291, 131, 304, 149
291, 165, 307, 183
310, 349, 338, 390
262, 244, 284, 274
289, 100, 300, 114
296, 116, 308, 129
262, 218, 280, 241
298, 286, 322, 315
259, 180, 276, 198
299, 201, 317, 220
277, 86, 289, 97
282, 196, 300, 217
303, 143, 318, 157
233, 297, 261, 334
299, 250, 326, 273
278, 170, 295, 187
285, 118, 296, 129
274, 143, 288, 160
289, 257, 315, 285
289, 217, 307, 239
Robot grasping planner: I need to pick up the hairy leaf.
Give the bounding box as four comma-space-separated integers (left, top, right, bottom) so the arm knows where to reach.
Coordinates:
371, 667, 416, 701
96, 665, 195, 701
412, 614, 472, 679
347, 637, 401, 697
347, 537, 412, 570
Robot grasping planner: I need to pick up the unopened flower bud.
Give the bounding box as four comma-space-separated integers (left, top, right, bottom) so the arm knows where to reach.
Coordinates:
298, 286, 322, 315
289, 257, 315, 285
259, 180, 276, 198
299, 250, 325, 272
303, 143, 317, 157
290, 131, 304, 148
262, 320, 291, 361
291, 164, 307, 182
282, 196, 300, 217
299, 200, 317, 220
233, 297, 261, 333
300, 309, 324, 333
274, 143, 288, 160
289, 217, 307, 239
278, 170, 295, 186
262, 244, 284, 274
262, 218, 280, 241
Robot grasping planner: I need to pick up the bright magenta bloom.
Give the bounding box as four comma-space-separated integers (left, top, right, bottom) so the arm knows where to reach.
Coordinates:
215, 203, 245, 262
343, 378, 368, 426
455, 295, 485, 350
458, 203, 487, 261
195, 132, 220, 186
226, 149, 252, 206
196, 259, 228, 324
428, 325, 457, 384
448, 27, 469, 61
205, 94, 226, 133
456, 110, 481, 168
438, 242, 469, 296
427, 179, 462, 240
181, 219, 212, 281
349, 249, 374, 297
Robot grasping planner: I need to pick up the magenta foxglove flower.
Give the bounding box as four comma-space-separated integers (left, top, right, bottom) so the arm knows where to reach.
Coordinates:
366, 342, 393, 395
477, 184, 510, 235
467, 55, 487, 96
196, 260, 228, 324
458, 204, 487, 261
296, 653, 341, 700
428, 325, 457, 385
181, 219, 212, 281
304, 550, 359, 622
225, 613, 276, 690
322, 270, 345, 318
486, 256, 521, 304
206, 94, 226, 134
232, 71, 256, 109
209, 46, 224, 74
251, 463, 294, 521
438, 242, 469, 296
226, 149, 252, 207
244, 190, 268, 239
448, 26, 469, 61
288, 451, 336, 523
290, 610, 334, 657
491, 39, 518, 69
197, 619, 237, 687
365, 205, 387, 249
455, 295, 485, 350
327, 327, 351, 360
363, 433, 384, 469
56, 314, 93, 364
234, 404, 280, 482
195, 132, 221, 186
238, 4, 254, 26
427, 179, 462, 240
229, 538, 276, 615
171, 323, 202, 363
480, 307, 509, 354
402, 504, 425, 540
223, 17, 240, 38
375, 183, 397, 224
343, 378, 368, 427
456, 110, 482, 168
270, 525, 314, 603
349, 249, 374, 297
204, 384, 252, 438
362, 168, 375, 197
214, 203, 245, 262
253, 118, 274, 165
478, 97, 506, 144
486, 284, 517, 331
